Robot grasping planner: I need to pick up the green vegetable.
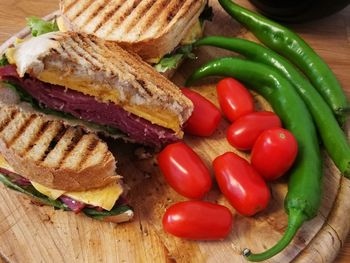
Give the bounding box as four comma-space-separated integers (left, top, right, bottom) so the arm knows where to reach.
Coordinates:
187, 57, 323, 262
2, 81, 126, 137
0, 172, 68, 210
195, 36, 350, 177
83, 205, 132, 221
27, 16, 59, 37
218, 0, 349, 124
0, 171, 133, 220
0, 55, 9, 66
155, 45, 195, 73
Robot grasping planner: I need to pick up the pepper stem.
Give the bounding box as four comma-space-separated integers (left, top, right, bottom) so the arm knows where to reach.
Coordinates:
243, 209, 307, 262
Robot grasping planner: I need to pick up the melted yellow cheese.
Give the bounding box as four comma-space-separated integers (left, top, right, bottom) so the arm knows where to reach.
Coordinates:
181, 20, 203, 45
0, 155, 123, 211
37, 70, 181, 134
31, 182, 65, 200
0, 155, 14, 171
5, 48, 16, 64
31, 181, 123, 211
57, 16, 68, 32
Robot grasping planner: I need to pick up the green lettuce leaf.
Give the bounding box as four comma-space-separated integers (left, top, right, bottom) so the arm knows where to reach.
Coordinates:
0, 172, 68, 210
0, 55, 9, 66
27, 16, 59, 37
83, 205, 132, 221
0, 172, 133, 220
154, 45, 196, 73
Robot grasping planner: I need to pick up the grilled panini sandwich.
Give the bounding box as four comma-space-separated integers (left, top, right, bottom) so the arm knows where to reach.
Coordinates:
0, 86, 133, 223
58, 0, 210, 75
2, 31, 193, 148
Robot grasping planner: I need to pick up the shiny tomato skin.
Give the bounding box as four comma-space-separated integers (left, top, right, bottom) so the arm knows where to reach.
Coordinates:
163, 201, 233, 240
213, 152, 270, 216
226, 111, 282, 151
251, 128, 298, 180
217, 78, 255, 122
181, 88, 221, 137
157, 142, 212, 199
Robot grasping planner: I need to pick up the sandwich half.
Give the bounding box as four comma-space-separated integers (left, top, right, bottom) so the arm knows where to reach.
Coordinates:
58, 0, 211, 76
1, 31, 193, 148
0, 86, 133, 223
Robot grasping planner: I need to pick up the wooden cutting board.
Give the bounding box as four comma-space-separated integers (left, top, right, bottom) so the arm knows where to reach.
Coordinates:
0, 1, 350, 262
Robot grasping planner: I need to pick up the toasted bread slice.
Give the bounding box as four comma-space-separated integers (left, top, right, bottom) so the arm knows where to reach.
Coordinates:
59, 0, 207, 62
0, 103, 119, 192
11, 31, 193, 137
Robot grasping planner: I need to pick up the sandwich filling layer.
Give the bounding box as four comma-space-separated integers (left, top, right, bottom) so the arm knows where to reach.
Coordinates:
0, 65, 179, 147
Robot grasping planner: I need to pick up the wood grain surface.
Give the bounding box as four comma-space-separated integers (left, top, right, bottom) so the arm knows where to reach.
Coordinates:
0, 0, 349, 262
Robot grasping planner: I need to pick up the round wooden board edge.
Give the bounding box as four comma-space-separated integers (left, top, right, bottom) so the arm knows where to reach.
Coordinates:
0, 10, 349, 263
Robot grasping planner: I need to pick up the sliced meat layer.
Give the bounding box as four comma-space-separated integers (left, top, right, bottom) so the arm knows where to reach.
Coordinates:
0, 65, 179, 147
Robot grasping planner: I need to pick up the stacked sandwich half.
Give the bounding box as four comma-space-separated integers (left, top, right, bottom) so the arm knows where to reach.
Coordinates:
0, 0, 210, 223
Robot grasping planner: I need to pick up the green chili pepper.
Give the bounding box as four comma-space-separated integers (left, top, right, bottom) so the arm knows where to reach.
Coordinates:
186, 57, 323, 261
194, 36, 350, 178
218, 0, 349, 124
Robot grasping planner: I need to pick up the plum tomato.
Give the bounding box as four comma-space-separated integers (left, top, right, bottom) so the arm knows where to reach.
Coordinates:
181, 88, 221, 137
217, 78, 254, 122
251, 128, 298, 180
163, 201, 233, 240
213, 152, 270, 216
157, 142, 212, 199
226, 111, 282, 151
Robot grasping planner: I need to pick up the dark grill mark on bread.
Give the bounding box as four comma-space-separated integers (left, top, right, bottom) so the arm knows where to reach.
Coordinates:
81, 0, 108, 31
70, 0, 93, 20
106, 0, 142, 36
58, 128, 84, 166
123, 0, 156, 34
166, 0, 185, 22
0, 108, 16, 133
70, 35, 101, 71
76, 135, 97, 170
40, 124, 65, 162
7, 114, 35, 148
63, 0, 79, 13
93, 3, 124, 33
136, 79, 152, 97
87, 137, 99, 152
19, 118, 48, 156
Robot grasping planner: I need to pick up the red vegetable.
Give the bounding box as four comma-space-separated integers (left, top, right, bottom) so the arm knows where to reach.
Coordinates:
163, 201, 233, 240
217, 78, 254, 122
157, 142, 212, 199
226, 111, 282, 151
251, 128, 298, 180
213, 152, 270, 216
182, 88, 221, 137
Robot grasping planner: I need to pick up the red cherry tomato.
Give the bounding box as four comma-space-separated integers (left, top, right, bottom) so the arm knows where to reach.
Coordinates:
181, 88, 221, 137
163, 201, 233, 240
251, 128, 298, 180
227, 111, 282, 151
213, 152, 270, 216
217, 78, 254, 122
157, 142, 212, 199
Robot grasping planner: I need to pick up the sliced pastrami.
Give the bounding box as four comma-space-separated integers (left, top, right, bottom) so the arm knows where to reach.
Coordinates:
0, 65, 179, 147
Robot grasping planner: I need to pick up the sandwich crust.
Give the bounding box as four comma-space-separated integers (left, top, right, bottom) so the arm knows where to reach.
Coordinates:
12, 31, 193, 135
0, 103, 119, 192
59, 0, 207, 61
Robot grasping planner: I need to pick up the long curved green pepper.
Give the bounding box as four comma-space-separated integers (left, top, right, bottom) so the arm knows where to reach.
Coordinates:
218, 0, 349, 124
194, 36, 350, 178
186, 57, 323, 262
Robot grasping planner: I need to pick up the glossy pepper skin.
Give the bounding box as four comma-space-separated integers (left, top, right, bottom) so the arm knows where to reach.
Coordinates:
186, 57, 323, 262
194, 36, 350, 178
218, 0, 349, 125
